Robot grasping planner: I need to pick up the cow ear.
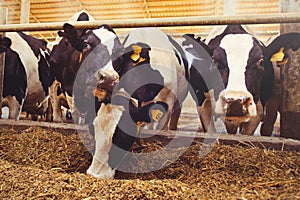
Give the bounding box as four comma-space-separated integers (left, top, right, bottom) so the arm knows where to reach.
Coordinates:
3, 37, 12, 48
57, 30, 64, 37
0, 37, 12, 53
265, 32, 300, 60
63, 23, 84, 51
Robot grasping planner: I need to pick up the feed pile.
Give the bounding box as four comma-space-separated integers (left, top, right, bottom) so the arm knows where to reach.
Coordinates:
0, 127, 299, 199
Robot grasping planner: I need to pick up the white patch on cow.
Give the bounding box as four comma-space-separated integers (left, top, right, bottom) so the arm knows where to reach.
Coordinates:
220, 34, 253, 91
181, 43, 206, 70
94, 28, 117, 56
87, 103, 125, 179
7, 32, 48, 114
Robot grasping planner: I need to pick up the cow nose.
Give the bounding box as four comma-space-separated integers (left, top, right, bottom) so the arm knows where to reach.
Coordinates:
215, 90, 257, 119
223, 96, 251, 117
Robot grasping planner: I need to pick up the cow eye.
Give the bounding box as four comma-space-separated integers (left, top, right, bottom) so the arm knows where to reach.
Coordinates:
254, 59, 264, 71
257, 58, 264, 66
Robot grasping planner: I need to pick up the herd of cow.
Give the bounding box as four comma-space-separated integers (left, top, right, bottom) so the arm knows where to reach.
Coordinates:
1, 11, 300, 178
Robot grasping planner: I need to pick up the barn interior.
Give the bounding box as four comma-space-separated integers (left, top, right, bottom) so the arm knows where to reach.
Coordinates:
0, 1, 300, 199
1, 0, 281, 42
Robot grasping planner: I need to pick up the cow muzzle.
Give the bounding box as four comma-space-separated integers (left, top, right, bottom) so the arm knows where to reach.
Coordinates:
215, 90, 257, 122
93, 69, 119, 101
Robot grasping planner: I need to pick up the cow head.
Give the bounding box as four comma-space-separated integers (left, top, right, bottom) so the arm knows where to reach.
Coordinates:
56, 23, 124, 117
115, 42, 164, 105
192, 25, 300, 129
49, 11, 93, 96
92, 68, 119, 103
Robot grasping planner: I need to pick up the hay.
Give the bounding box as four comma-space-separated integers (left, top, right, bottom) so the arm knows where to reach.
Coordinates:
0, 126, 299, 199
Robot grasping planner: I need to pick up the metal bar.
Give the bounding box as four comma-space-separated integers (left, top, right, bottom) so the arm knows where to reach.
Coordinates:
0, 8, 8, 119
0, 13, 300, 32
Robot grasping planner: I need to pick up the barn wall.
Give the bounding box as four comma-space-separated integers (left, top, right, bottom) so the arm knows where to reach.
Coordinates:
1, 0, 280, 42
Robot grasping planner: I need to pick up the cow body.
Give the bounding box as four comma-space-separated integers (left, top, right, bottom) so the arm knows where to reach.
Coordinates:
60, 24, 187, 178
185, 25, 300, 135
49, 11, 95, 122
1, 32, 53, 120
120, 28, 189, 130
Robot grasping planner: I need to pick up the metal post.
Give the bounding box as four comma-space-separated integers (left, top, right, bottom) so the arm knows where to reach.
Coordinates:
0, 8, 8, 119
20, 0, 30, 24
280, 0, 300, 140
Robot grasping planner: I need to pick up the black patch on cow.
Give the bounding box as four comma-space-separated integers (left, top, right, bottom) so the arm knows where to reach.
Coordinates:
182, 34, 225, 105
108, 94, 168, 169
0, 37, 12, 53
116, 43, 164, 104
2, 47, 27, 104
63, 23, 85, 52
17, 32, 54, 95
245, 40, 265, 103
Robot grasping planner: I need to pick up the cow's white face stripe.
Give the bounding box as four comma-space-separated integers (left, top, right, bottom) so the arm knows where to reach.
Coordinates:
94, 27, 117, 56
220, 34, 253, 91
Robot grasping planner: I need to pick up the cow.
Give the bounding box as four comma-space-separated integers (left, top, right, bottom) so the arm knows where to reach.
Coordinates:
183, 25, 300, 135
49, 10, 95, 123
0, 32, 54, 120
59, 24, 189, 178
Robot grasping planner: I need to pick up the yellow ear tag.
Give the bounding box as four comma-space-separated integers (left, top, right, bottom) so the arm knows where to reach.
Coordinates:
79, 52, 83, 62
151, 109, 164, 122
270, 47, 285, 62
130, 53, 140, 62
130, 45, 146, 66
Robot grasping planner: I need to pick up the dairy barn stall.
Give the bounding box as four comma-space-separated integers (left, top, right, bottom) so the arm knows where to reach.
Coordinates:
0, 0, 300, 199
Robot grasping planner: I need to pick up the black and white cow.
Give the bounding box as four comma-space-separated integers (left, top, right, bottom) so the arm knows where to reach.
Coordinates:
0, 32, 54, 120
183, 25, 300, 135
49, 10, 95, 122
59, 24, 188, 178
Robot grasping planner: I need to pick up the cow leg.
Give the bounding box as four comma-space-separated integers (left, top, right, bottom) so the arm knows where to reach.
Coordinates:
197, 91, 216, 133
66, 94, 81, 124
45, 98, 53, 122
87, 103, 125, 179
260, 95, 280, 136
49, 81, 64, 122
6, 96, 22, 120
169, 99, 181, 130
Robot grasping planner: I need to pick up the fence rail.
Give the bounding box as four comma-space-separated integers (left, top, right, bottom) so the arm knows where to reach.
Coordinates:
0, 13, 300, 32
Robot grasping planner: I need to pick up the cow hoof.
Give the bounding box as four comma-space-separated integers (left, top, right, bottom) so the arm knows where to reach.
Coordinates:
86, 167, 115, 179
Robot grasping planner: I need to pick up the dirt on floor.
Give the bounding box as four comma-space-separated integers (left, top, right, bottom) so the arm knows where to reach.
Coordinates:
0, 126, 299, 200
